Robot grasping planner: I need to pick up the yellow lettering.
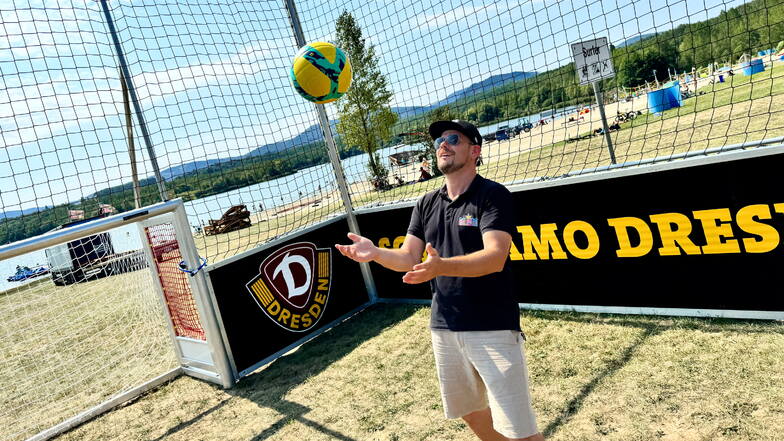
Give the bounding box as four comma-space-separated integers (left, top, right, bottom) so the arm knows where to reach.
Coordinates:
775, 203, 784, 215
267, 300, 281, 315
378, 237, 391, 248
649, 213, 701, 256
318, 278, 328, 291
509, 240, 523, 260
607, 216, 653, 257
562, 221, 600, 259
290, 314, 300, 329
517, 224, 567, 260
393, 236, 405, 248
736, 204, 780, 253
309, 303, 322, 318
693, 208, 740, 254
301, 313, 312, 328
277, 308, 290, 325
315, 292, 326, 304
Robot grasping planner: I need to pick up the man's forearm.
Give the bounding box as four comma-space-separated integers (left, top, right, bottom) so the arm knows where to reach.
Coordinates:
436, 248, 506, 277
373, 247, 419, 272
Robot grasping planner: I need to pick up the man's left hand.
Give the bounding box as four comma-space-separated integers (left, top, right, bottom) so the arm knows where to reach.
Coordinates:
402, 243, 441, 284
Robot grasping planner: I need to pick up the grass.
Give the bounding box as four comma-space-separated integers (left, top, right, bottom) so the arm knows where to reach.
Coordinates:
51, 304, 784, 441
0, 271, 178, 441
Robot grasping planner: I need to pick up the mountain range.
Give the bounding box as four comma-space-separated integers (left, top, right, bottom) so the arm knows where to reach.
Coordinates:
616, 33, 656, 48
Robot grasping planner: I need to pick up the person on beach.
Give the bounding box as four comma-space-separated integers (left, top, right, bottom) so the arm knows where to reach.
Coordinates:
336, 120, 543, 441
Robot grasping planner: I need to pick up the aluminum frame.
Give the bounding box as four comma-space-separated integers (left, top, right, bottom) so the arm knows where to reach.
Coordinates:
137, 203, 235, 388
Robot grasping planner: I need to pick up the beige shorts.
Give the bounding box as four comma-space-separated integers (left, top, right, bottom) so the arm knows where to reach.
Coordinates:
431, 329, 538, 439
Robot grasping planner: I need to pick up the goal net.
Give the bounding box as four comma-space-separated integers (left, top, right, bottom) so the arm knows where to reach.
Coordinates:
0, 220, 178, 441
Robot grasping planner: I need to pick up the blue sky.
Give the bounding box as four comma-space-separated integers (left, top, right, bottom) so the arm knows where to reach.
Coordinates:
0, 0, 750, 213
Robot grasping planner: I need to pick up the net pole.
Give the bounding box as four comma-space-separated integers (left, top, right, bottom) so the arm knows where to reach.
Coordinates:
120, 67, 142, 209
99, 0, 168, 202
283, 0, 378, 302
592, 81, 617, 164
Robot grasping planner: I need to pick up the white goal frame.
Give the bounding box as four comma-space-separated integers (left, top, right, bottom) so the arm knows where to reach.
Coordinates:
0, 199, 232, 441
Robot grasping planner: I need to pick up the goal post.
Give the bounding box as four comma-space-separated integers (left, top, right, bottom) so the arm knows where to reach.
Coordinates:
137, 203, 235, 388
0, 199, 232, 441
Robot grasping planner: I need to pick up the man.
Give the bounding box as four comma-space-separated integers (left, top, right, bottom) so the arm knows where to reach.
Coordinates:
336, 120, 543, 441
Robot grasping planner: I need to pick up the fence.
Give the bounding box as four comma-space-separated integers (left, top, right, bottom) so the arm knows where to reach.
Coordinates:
2, 0, 784, 439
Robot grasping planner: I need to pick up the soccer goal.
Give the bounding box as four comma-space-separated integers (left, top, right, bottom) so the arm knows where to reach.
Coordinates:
0, 199, 231, 441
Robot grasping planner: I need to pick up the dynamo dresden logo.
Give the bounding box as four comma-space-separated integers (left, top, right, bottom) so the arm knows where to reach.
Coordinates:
245, 242, 332, 332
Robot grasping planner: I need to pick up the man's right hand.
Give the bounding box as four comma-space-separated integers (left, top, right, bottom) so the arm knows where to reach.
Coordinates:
335, 232, 378, 263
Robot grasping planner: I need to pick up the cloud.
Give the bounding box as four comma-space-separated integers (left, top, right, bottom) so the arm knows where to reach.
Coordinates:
134, 43, 273, 102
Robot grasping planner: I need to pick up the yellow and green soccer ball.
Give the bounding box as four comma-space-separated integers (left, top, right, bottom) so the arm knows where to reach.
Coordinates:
289, 41, 352, 104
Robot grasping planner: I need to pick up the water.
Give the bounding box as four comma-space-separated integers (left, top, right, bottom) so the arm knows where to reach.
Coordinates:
183, 143, 419, 227
183, 105, 584, 226
0, 249, 50, 292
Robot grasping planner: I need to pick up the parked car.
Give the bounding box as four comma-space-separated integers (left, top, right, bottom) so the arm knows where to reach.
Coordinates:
482, 132, 497, 142
45, 216, 148, 286
495, 128, 510, 141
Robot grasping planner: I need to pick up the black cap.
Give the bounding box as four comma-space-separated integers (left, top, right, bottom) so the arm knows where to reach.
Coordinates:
428, 120, 482, 147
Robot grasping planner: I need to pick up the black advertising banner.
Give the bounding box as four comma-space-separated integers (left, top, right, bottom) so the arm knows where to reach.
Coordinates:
358, 150, 784, 312
356, 207, 431, 301
207, 218, 369, 375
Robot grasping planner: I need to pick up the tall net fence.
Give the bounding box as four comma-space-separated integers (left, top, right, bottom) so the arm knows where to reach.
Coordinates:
2, 1, 784, 438
3, 0, 784, 262
294, 0, 784, 207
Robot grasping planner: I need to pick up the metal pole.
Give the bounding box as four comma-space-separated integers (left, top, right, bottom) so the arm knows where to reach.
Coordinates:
592, 81, 616, 164
120, 67, 142, 208
100, 0, 168, 202
283, 0, 378, 301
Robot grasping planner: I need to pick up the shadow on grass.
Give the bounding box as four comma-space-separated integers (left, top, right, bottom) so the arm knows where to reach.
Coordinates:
227, 303, 422, 441
541, 325, 659, 438
524, 309, 784, 335
150, 400, 231, 441
528, 308, 783, 438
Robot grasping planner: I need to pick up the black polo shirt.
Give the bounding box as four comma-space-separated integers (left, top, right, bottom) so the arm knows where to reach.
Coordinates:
407, 174, 520, 331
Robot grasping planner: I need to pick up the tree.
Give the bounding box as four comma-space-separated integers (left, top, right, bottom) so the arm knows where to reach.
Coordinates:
335, 11, 398, 190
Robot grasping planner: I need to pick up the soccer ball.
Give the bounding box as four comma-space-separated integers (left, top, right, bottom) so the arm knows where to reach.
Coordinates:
289, 41, 352, 104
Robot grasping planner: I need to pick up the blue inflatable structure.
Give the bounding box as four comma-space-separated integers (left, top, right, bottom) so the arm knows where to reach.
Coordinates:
741, 58, 765, 76
648, 81, 683, 114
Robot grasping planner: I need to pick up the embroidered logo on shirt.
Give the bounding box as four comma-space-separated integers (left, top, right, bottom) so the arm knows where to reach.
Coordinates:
458, 214, 479, 227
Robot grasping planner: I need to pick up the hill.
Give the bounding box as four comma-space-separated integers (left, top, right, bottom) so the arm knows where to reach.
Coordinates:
616, 33, 656, 48
433, 71, 537, 107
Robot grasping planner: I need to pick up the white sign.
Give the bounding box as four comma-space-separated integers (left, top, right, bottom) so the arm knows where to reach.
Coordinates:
571, 37, 615, 85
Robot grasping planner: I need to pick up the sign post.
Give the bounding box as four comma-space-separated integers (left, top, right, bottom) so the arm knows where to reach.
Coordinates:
572, 37, 617, 164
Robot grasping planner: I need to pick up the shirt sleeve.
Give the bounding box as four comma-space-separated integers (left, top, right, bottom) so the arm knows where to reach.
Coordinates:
407, 196, 425, 241
479, 185, 515, 236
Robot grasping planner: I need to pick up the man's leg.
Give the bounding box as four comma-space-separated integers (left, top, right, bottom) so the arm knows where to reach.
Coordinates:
463, 331, 543, 440
462, 408, 545, 441
462, 408, 507, 441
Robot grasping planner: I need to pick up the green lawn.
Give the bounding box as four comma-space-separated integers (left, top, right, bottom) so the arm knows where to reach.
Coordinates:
53, 304, 784, 441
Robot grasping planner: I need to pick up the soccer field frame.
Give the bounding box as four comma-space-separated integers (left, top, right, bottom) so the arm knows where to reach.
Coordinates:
0, 200, 235, 441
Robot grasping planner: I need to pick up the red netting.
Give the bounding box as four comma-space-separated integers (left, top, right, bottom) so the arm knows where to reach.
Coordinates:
145, 223, 206, 340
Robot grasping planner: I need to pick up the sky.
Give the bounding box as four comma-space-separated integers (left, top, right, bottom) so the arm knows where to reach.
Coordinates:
0, 0, 752, 214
